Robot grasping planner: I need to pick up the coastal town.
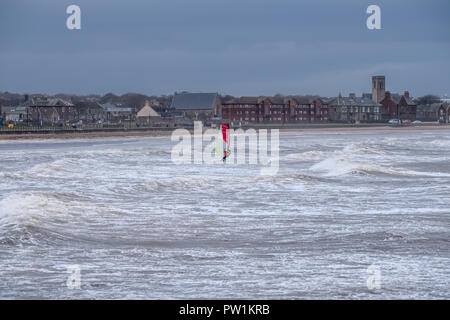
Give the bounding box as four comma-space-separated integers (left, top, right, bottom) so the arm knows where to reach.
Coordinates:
1, 76, 449, 132
1, 0, 449, 304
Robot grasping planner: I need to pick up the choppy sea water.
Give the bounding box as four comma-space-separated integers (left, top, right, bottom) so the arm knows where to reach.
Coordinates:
0, 129, 449, 299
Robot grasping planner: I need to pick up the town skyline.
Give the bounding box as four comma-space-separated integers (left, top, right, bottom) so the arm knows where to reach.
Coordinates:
2, 75, 449, 127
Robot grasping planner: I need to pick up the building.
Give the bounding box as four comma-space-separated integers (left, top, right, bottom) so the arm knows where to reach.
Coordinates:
438, 103, 450, 123
380, 91, 417, 121
372, 76, 385, 103
221, 96, 328, 126
23, 97, 77, 125
417, 103, 450, 123
170, 92, 221, 123
285, 97, 329, 123
397, 91, 417, 121
222, 96, 284, 125
136, 100, 161, 125
1, 106, 28, 123
379, 91, 398, 120
75, 101, 106, 124
328, 93, 381, 123
98, 103, 134, 122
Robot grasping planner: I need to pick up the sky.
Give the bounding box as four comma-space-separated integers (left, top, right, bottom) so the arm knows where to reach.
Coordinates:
0, 0, 449, 97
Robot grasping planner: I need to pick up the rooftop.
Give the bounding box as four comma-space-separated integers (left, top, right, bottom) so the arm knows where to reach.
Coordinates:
171, 92, 218, 110
23, 97, 74, 107
328, 94, 381, 106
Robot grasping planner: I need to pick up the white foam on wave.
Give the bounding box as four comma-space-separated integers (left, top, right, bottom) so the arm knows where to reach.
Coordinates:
300, 139, 450, 177
0, 192, 72, 224
0, 191, 111, 228
429, 139, 450, 147
342, 142, 386, 155
27, 158, 81, 176
397, 169, 450, 178
310, 156, 450, 178
309, 157, 386, 176
141, 176, 214, 191
284, 150, 331, 161
284, 141, 387, 163
8, 155, 102, 180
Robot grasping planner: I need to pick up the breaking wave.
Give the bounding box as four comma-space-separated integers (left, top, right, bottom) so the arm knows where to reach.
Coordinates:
309, 157, 386, 176
284, 150, 331, 161
0, 191, 119, 246
0, 192, 75, 225
341, 142, 386, 155
0, 192, 74, 245
284, 141, 387, 162
26, 158, 86, 177
310, 156, 450, 177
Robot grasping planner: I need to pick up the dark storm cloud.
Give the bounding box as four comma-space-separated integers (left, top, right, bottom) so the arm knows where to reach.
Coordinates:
0, 0, 449, 96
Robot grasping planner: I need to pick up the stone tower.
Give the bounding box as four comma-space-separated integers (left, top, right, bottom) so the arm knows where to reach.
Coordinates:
372, 76, 385, 103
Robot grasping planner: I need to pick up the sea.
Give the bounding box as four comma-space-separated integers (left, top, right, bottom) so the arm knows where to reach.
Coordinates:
0, 129, 449, 299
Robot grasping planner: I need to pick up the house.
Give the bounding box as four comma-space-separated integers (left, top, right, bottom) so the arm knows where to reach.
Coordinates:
24, 97, 77, 125
170, 92, 221, 123
379, 91, 398, 120
417, 103, 450, 123
75, 101, 106, 123
397, 91, 417, 121
98, 103, 134, 122
380, 91, 417, 121
136, 100, 161, 125
221, 96, 328, 126
327, 93, 381, 123
1, 106, 28, 122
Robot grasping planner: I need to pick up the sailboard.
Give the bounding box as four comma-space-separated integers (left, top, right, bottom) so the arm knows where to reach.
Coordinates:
215, 123, 231, 162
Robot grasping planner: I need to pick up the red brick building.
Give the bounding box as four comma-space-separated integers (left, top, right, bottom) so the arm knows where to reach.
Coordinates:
221, 96, 328, 126
380, 91, 417, 121
398, 91, 417, 121
379, 91, 398, 120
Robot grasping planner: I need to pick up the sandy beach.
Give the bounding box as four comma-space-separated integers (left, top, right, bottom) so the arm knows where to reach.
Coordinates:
0, 129, 173, 141
0, 124, 448, 141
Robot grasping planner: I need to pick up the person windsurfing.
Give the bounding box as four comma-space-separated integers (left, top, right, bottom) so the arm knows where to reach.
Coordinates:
221, 123, 230, 162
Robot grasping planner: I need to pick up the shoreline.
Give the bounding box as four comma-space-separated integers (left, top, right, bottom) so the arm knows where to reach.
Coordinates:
0, 124, 448, 140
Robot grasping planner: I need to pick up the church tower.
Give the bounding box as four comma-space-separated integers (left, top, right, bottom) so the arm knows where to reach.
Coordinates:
372, 76, 385, 103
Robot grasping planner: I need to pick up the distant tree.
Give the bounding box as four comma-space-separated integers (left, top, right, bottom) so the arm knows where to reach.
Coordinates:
219, 94, 235, 103
416, 94, 441, 105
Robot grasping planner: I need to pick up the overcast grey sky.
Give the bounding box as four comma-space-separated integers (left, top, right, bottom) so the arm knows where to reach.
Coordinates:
0, 0, 449, 97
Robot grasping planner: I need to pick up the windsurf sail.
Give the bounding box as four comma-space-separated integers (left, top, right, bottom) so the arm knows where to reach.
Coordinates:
215, 123, 230, 161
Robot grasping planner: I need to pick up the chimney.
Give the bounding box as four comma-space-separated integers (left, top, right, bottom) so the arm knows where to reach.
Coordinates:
385, 91, 391, 99
349, 93, 356, 99
404, 91, 410, 99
